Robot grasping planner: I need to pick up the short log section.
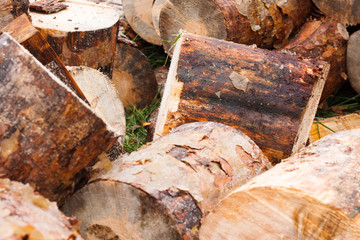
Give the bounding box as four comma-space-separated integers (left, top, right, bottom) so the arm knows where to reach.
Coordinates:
280, 19, 349, 102
158, 0, 313, 54
122, 0, 162, 45
200, 129, 360, 239
0, 179, 83, 239
347, 30, 360, 94
29, 0, 120, 76
0, 32, 118, 203
112, 41, 158, 109
62, 122, 271, 239
155, 32, 329, 163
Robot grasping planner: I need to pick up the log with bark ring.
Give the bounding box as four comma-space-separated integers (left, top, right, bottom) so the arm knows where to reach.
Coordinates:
200, 129, 360, 239
0, 179, 83, 239
122, 0, 162, 45
155, 32, 330, 163
158, 0, 313, 54
29, 0, 120, 77
62, 121, 272, 239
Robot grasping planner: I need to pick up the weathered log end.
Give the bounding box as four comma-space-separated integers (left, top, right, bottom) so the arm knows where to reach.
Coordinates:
347, 30, 360, 94
62, 122, 271, 239
0, 179, 83, 239
0, 32, 118, 203
155, 32, 329, 163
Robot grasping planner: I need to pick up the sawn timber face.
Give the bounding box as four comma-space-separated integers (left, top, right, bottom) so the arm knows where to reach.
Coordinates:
158, 33, 328, 163
0, 33, 117, 204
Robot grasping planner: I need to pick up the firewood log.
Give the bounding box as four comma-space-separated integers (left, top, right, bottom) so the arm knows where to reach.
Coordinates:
155, 32, 329, 163
29, 0, 120, 77
62, 122, 272, 239
158, 0, 313, 54
200, 129, 360, 239
0, 32, 119, 204
0, 0, 29, 29
280, 19, 349, 102
347, 30, 360, 94
0, 179, 83, 240
152, 0, 165, 37
122, 0, 162, 45
309, 113, 360, 143
112, 41, 158, 109
2, 14, 87, 100
312, 0, 360, 25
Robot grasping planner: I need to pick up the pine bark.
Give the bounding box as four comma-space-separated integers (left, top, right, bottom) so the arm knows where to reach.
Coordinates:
0, 179, 83, 240
158, 0, 313, 54
62, 122, 272, 239
200, 129, 360, 240
155, 32, 329, 163
347, 30, 360, 94
112, 41, 158, 109
0, 0, 29, 29
0, 32, 118, 204
29, 0, 120, 77
280, 19, 349, 102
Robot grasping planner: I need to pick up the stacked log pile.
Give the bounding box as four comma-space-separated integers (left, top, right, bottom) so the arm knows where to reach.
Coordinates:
1, 0, 360, 239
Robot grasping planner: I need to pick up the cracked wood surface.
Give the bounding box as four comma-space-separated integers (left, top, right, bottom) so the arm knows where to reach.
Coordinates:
62, 122, 271, 239
200, 129, 360, 239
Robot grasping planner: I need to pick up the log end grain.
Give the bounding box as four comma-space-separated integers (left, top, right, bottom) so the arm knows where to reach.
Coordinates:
347, 30, 360, 94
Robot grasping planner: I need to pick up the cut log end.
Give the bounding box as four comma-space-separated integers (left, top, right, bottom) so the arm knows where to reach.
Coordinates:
347, 30, 360, 94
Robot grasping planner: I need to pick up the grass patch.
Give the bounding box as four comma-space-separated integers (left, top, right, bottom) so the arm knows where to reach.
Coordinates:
123, 96, 160, 153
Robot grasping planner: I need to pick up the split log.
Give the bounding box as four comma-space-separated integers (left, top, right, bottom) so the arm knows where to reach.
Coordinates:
0, 179, 83, 239
312, 0, 360, 25
158, 0, 313, 54
309, 113, 360, 143
347, 30, 360, 94
67, 66, 126, 159
29, 0, 120, 77
112, 41, 158, 109
280, 19, 349, 102
0, 0, 29, 29
2, 14, 86, 100
200, 129, 360, 239
0, 32, 118, 204
155, 32, 329, 163
62, 122, 272, 239
122, 0, 162, 45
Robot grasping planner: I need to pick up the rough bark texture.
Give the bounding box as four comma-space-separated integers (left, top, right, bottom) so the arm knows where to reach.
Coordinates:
309, 113, 360, 143
158, 0, 313, 54
122, 0, 162, 45
0, 0, 29, 29
62, 122, 271, 239
2, 14, 87, 100
112, 41, 158, 109
155, 32, 329, 163
29, 0, 67, 13
200, 129, 360, 239
312, 0, 360, 25
347, 30, 360, 94
29, 0, 120, 77
0, 179, 83, 240
0, 32, 118, 204
280, 19, 349, 102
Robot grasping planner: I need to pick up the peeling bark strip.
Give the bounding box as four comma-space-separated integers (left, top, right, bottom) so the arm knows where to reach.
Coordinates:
0, 33, 118, 204
280, 18, 349, 102
2, 14, 87, 100
62, 122, 271, 239
200, 129, 360, 239
112, 41, 158, 109
0, 0, 29, 29
29, 0, 67, 13
29, 0, 119, 77
158, 0, 313, 54
0, 179, 83, 239
155, 32, 329, 163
